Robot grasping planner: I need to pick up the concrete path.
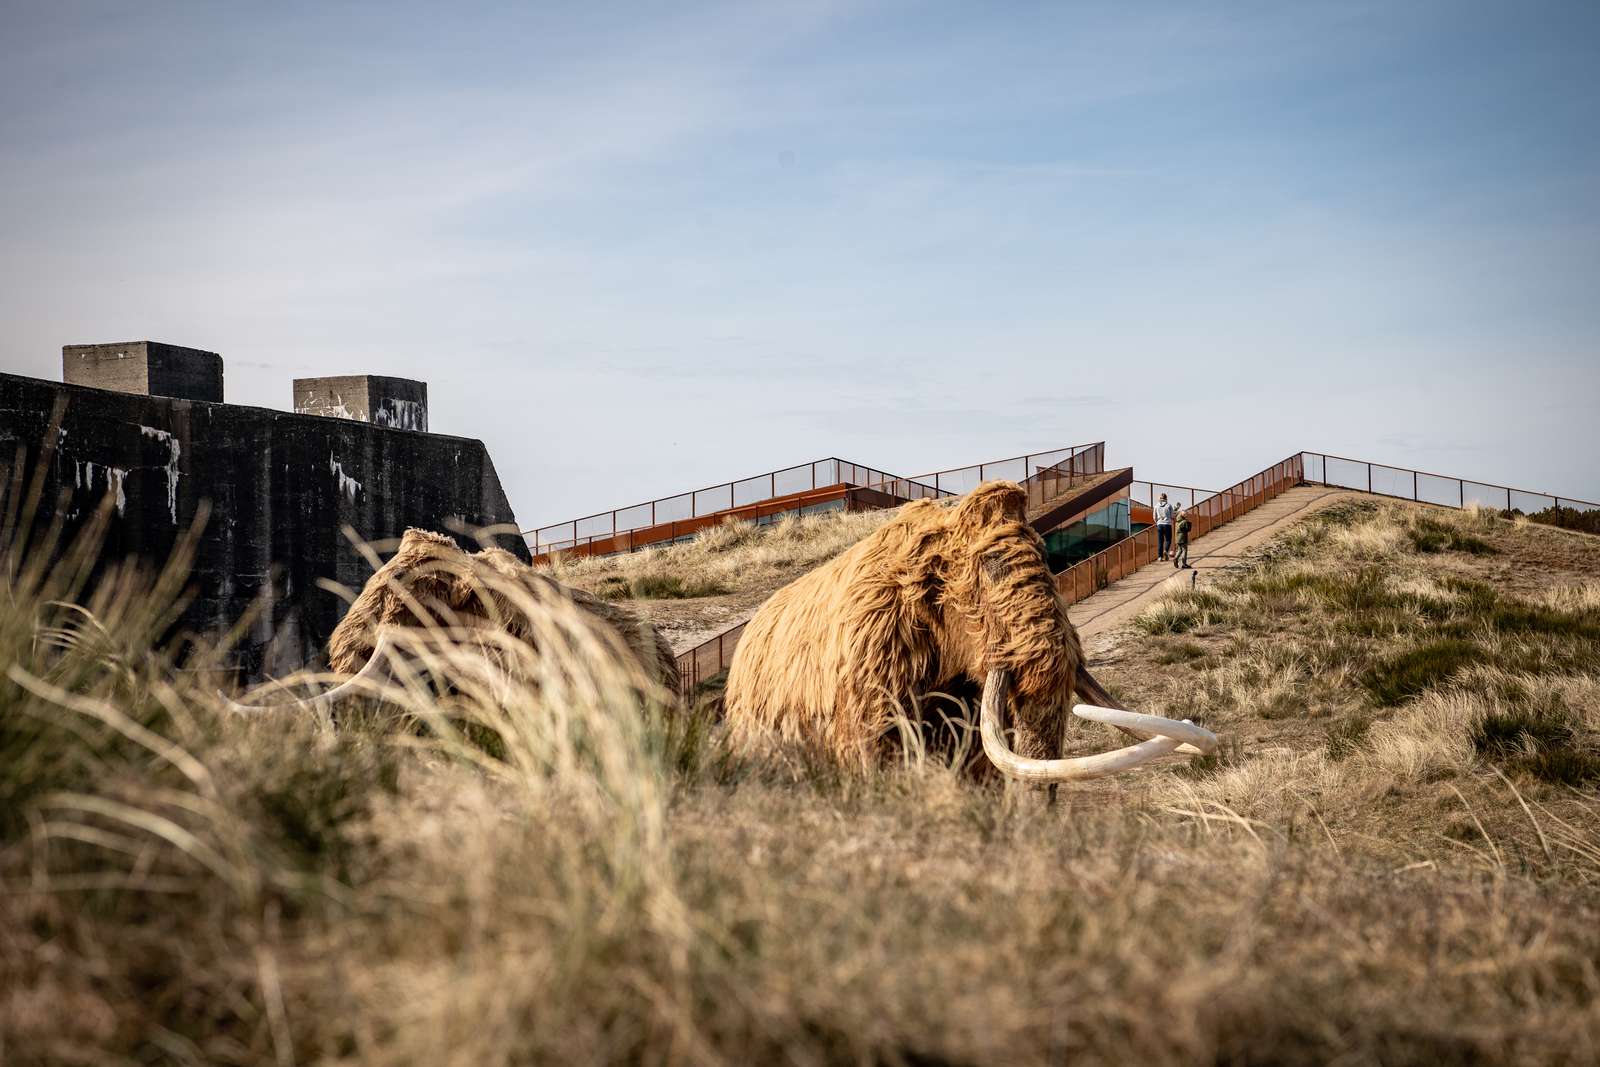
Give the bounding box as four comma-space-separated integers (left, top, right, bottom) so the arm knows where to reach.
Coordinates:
1069, 486, 1358, 643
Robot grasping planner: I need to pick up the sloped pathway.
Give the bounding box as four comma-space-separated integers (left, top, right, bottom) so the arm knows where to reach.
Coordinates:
1069, 486, 1358, 646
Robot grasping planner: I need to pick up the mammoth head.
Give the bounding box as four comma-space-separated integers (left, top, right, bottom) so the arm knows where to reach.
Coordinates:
926, 482, 1220, 782
936, 483, 1077, 715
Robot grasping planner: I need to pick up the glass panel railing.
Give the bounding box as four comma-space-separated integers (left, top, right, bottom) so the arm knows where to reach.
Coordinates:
576, 513, 613, 539
732, 474, 770, 507
614, 502, 654, 531
1461, 481, 1507, 511
774, 463, 813, 496
1322, 455, 1370, 492
1509, 489, 1556, 514
1416, 472, 1459, 508
1298, 451, 1598, 519
1369, 464, 1413, 499
655, 492, 693, 524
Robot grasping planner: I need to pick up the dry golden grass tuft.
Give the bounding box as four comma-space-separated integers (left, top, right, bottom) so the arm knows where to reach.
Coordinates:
5, 493, 1600, 1064
1120, 499, 1600, 878
546, 506, 898, 600
546, 506, 910, 652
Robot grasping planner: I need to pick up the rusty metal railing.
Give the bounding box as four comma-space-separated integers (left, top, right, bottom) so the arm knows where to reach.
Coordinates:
1054, 455, 1305, 606
676, 619, 749, 705
855, 442, 1107, 513
539, 481, 949, 565
1019, 444, 1108, 513
1299, 452, 1600, 515
528, 456, 938, 557
534, 442, 1106, 559
902, 442, 1106, 498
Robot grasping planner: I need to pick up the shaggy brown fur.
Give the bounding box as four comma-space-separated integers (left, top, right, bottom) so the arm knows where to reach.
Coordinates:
724, 482, 1083, 769
327, 529, 678, 691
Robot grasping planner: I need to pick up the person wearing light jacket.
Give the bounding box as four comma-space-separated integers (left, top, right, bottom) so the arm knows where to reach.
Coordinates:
1154, 493, 1179, 561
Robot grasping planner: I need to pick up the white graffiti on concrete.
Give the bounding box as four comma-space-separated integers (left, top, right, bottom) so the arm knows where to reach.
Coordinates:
329, 454, 363, 502
140, 426, 182, 523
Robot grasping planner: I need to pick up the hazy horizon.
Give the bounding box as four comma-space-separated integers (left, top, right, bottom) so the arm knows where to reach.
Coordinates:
3, 1, 1597, 527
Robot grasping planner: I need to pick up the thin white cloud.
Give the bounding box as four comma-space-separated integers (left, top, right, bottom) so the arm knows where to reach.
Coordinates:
1, 0, 1597, 523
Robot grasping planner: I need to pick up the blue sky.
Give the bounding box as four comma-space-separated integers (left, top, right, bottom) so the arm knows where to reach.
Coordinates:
2, 1, 1597, 525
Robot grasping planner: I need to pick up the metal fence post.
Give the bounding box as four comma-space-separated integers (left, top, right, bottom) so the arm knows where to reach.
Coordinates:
1413, 470, 1418, 501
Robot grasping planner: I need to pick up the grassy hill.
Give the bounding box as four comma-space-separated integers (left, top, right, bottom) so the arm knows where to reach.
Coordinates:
1102, 499, 1600, 872
545, 506, 896, 651
4, 498, 1599, 1065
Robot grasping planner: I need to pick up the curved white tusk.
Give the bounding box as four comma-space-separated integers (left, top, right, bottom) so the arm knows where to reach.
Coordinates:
979, 669, 1184, 784
1072, 704, 1218, 756
223, 632, 400, 714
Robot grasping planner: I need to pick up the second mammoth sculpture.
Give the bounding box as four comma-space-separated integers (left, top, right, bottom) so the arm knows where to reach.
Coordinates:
229, 528, 678, 714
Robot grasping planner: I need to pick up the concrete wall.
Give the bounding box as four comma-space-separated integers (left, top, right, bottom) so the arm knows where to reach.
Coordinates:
293, 375, 428, 431
0, 372, 524, 679
369, 377, 428, 431
63, 342, 224, 403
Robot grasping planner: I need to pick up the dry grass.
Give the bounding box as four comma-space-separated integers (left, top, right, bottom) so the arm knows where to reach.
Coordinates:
547, 507, 898, 601
1117, 500, 1600, 878
5, 496, 1600, 1064
546, 507, 907, 653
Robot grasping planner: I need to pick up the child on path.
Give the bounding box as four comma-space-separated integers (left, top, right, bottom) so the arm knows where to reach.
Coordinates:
1173, 506, 1191, 569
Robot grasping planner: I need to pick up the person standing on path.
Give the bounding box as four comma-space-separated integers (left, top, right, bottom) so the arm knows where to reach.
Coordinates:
1154, 493, 1178, 561
1173, 506, 1191, 569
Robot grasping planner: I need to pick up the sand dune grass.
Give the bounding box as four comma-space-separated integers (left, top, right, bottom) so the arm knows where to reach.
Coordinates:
546, 507, 898, 600
4, 498, 1600, 1064
1123, 500, 1600, 879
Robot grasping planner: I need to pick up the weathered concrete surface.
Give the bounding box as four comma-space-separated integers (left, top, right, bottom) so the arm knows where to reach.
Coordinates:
294, 375, 428, 431
63, 341, 225, 403
0, 372, 524, 679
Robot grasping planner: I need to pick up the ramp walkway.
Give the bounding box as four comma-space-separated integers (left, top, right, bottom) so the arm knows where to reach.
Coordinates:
1067, 486, 1354, 639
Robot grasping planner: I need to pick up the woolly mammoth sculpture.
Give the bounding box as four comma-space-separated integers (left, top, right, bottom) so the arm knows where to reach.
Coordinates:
724, 482, 1215, 782
231, 528, 677, 711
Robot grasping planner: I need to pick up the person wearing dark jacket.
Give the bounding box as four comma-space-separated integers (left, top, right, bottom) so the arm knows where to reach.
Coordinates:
1172, 507, 1191, 569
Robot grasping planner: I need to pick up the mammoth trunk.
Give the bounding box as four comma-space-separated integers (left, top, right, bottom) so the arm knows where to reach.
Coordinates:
1073, 664, 1148, 744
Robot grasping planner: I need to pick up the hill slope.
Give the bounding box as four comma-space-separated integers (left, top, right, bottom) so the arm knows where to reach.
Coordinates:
544, 507, 897, 650
1093, 497, 1600, 869
6, 495, 1600, 1064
